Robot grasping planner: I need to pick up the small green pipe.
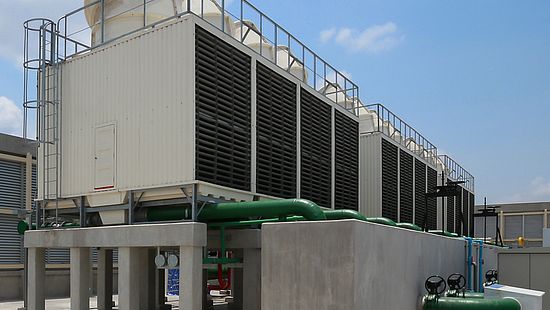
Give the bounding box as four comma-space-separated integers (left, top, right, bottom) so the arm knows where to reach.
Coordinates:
446, 292, 485, 299
199, 199, 327, 222
17, 220, 78, 235
396, 222, 422, 231
366, 217, 396, 226
146, 205, 190, 222
423, 297, 520, 310
429, 230, 460, 238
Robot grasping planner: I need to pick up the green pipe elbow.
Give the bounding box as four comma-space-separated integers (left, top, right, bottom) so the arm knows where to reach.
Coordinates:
199, 199, 327, 222
323, 209, 367, 221
396, 222, 422, 231
366, 217, 397, 226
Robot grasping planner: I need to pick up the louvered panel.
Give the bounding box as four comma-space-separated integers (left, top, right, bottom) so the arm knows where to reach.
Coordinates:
256, 62, 297, 198
469, 192, 475, 236
455, 188, 463, 235
0, 160, 23, 209
334, 110, 358, 210
427, 167, 438, 230
447, 179, 455, 233
195, 26, 252, 191
381, 139, 398, 222
462, 188, 469, 236
0, 215, 23, 264
47, 248, 70, 264
300, 88, 332, 208
414, 159, 426, 227
399, 150, 414, 223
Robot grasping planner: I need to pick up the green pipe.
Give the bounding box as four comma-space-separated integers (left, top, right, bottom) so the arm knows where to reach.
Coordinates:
366, 217, 396, 226
17, 220, 79, 235
198, 199, 327, 222
429, 230, 460, 238
323, 209, 367, 221
446, 292, 484, 299
396, 222, 422, 231
423, 297, 520, 310
207, 216, 304, 228
146, 206, 190, 222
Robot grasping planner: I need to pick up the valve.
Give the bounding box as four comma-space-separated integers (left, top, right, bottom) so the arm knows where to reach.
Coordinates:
425, 275, 446, 296
485, 269, 498, 286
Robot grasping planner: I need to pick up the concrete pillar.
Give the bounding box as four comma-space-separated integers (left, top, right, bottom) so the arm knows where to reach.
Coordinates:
243, 248, 261, 310
118, 247, 141, 310
179, 246, 203, 310
70, 247, 91, 310
229, 250, 244, 310
97, 248, 113, 310
139, 249, 156, 310
27, 248, 45, 310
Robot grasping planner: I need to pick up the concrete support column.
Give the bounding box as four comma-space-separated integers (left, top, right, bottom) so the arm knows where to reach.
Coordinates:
97, 248, 113, 310
139, 249, 156, 310
243, 248, 261, 310
27, 247, 45, 310
70, 247, 91, 310
179, 246, 203, 310
118, 247, 141, 310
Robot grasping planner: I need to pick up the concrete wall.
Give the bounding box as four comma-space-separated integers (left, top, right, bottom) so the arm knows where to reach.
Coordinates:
262, 220, 497, 310
0, 269, 118, 302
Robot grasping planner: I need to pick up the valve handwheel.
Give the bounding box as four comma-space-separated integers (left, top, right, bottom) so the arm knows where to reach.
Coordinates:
425, 275, 446, 296
447, 273, 466, 291
485, 269, 498, 284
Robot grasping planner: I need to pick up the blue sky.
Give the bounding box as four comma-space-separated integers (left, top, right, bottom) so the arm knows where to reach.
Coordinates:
0, 0, 549, 204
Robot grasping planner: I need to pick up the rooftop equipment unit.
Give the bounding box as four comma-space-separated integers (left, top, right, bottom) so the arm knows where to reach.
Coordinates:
27, 0, 360, 225
359, 104, 439, 228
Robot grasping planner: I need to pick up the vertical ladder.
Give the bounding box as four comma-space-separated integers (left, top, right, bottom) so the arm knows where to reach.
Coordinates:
37, 21, 61, 222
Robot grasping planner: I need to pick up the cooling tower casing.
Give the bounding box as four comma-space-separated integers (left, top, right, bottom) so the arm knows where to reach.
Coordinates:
359, 133, 440, 229
37, 15, 359, 221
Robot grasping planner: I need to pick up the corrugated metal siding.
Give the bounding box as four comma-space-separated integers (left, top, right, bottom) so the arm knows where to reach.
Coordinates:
300, 88, 332, 208
414, 159, 426, 227
524, 215, 543, 239
0, 160, 23, 209
469, 192, 474, 236
59, 18, 195, 197
399, 150, 414, 223
334, 110, 359, 210
255, 62, 296, 198
195, 26, 252, 191
462, 188, 469, 236
427, 167, 438, 230
455, 189, 463, 235
0, 215, 22, 264
359, 134, 381, 217
381, 138, 398, 222
504, 215, 522, 239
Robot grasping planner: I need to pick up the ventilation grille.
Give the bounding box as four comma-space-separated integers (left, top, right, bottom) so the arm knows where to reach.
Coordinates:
256, 62, 297, 198
399, 150, 414, 223
447, 180, 455, 233
0, 215, 22, 264
414, 159, 426, 227
195, 26, 252, 191
463, 188, 469, 236
427, 167, 438, 230
381, 138, 398, 222
0, 160, 23, 209
455, 188, 463, 235
300, 88, 332, 207
469, 192, 475, 236
334, 110, 359, 210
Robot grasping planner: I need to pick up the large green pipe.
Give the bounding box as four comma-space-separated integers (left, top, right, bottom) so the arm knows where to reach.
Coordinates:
446, 292, 484, 299
198, 199, 327, 221
323, 209, 367, 221
396, 222, 422, 231
17, 220, 79, 235
423, 297, 520, 310
366, 217, 397, 226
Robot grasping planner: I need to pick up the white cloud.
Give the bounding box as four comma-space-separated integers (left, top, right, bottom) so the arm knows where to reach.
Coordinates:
500, 177, 550, 203
0, 96, 23, 136
319, 28, 336, 43
320, 22, 403, 53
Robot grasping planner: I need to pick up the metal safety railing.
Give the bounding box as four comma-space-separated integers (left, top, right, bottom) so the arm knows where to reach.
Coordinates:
51, 0, 360, 112
439, 155, 475, 192
358, 103, 439, 166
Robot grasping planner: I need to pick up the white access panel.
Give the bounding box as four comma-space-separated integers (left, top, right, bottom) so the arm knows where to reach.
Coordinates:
94, 124, 116, 190
485, 284, 544, 310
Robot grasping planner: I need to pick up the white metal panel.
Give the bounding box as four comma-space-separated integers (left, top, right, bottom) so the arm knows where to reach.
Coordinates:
359, 133, 381, 217
59, 17, 195, 197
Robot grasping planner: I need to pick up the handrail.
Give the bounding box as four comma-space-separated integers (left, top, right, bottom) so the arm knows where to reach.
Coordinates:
439, 155, 475, 192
